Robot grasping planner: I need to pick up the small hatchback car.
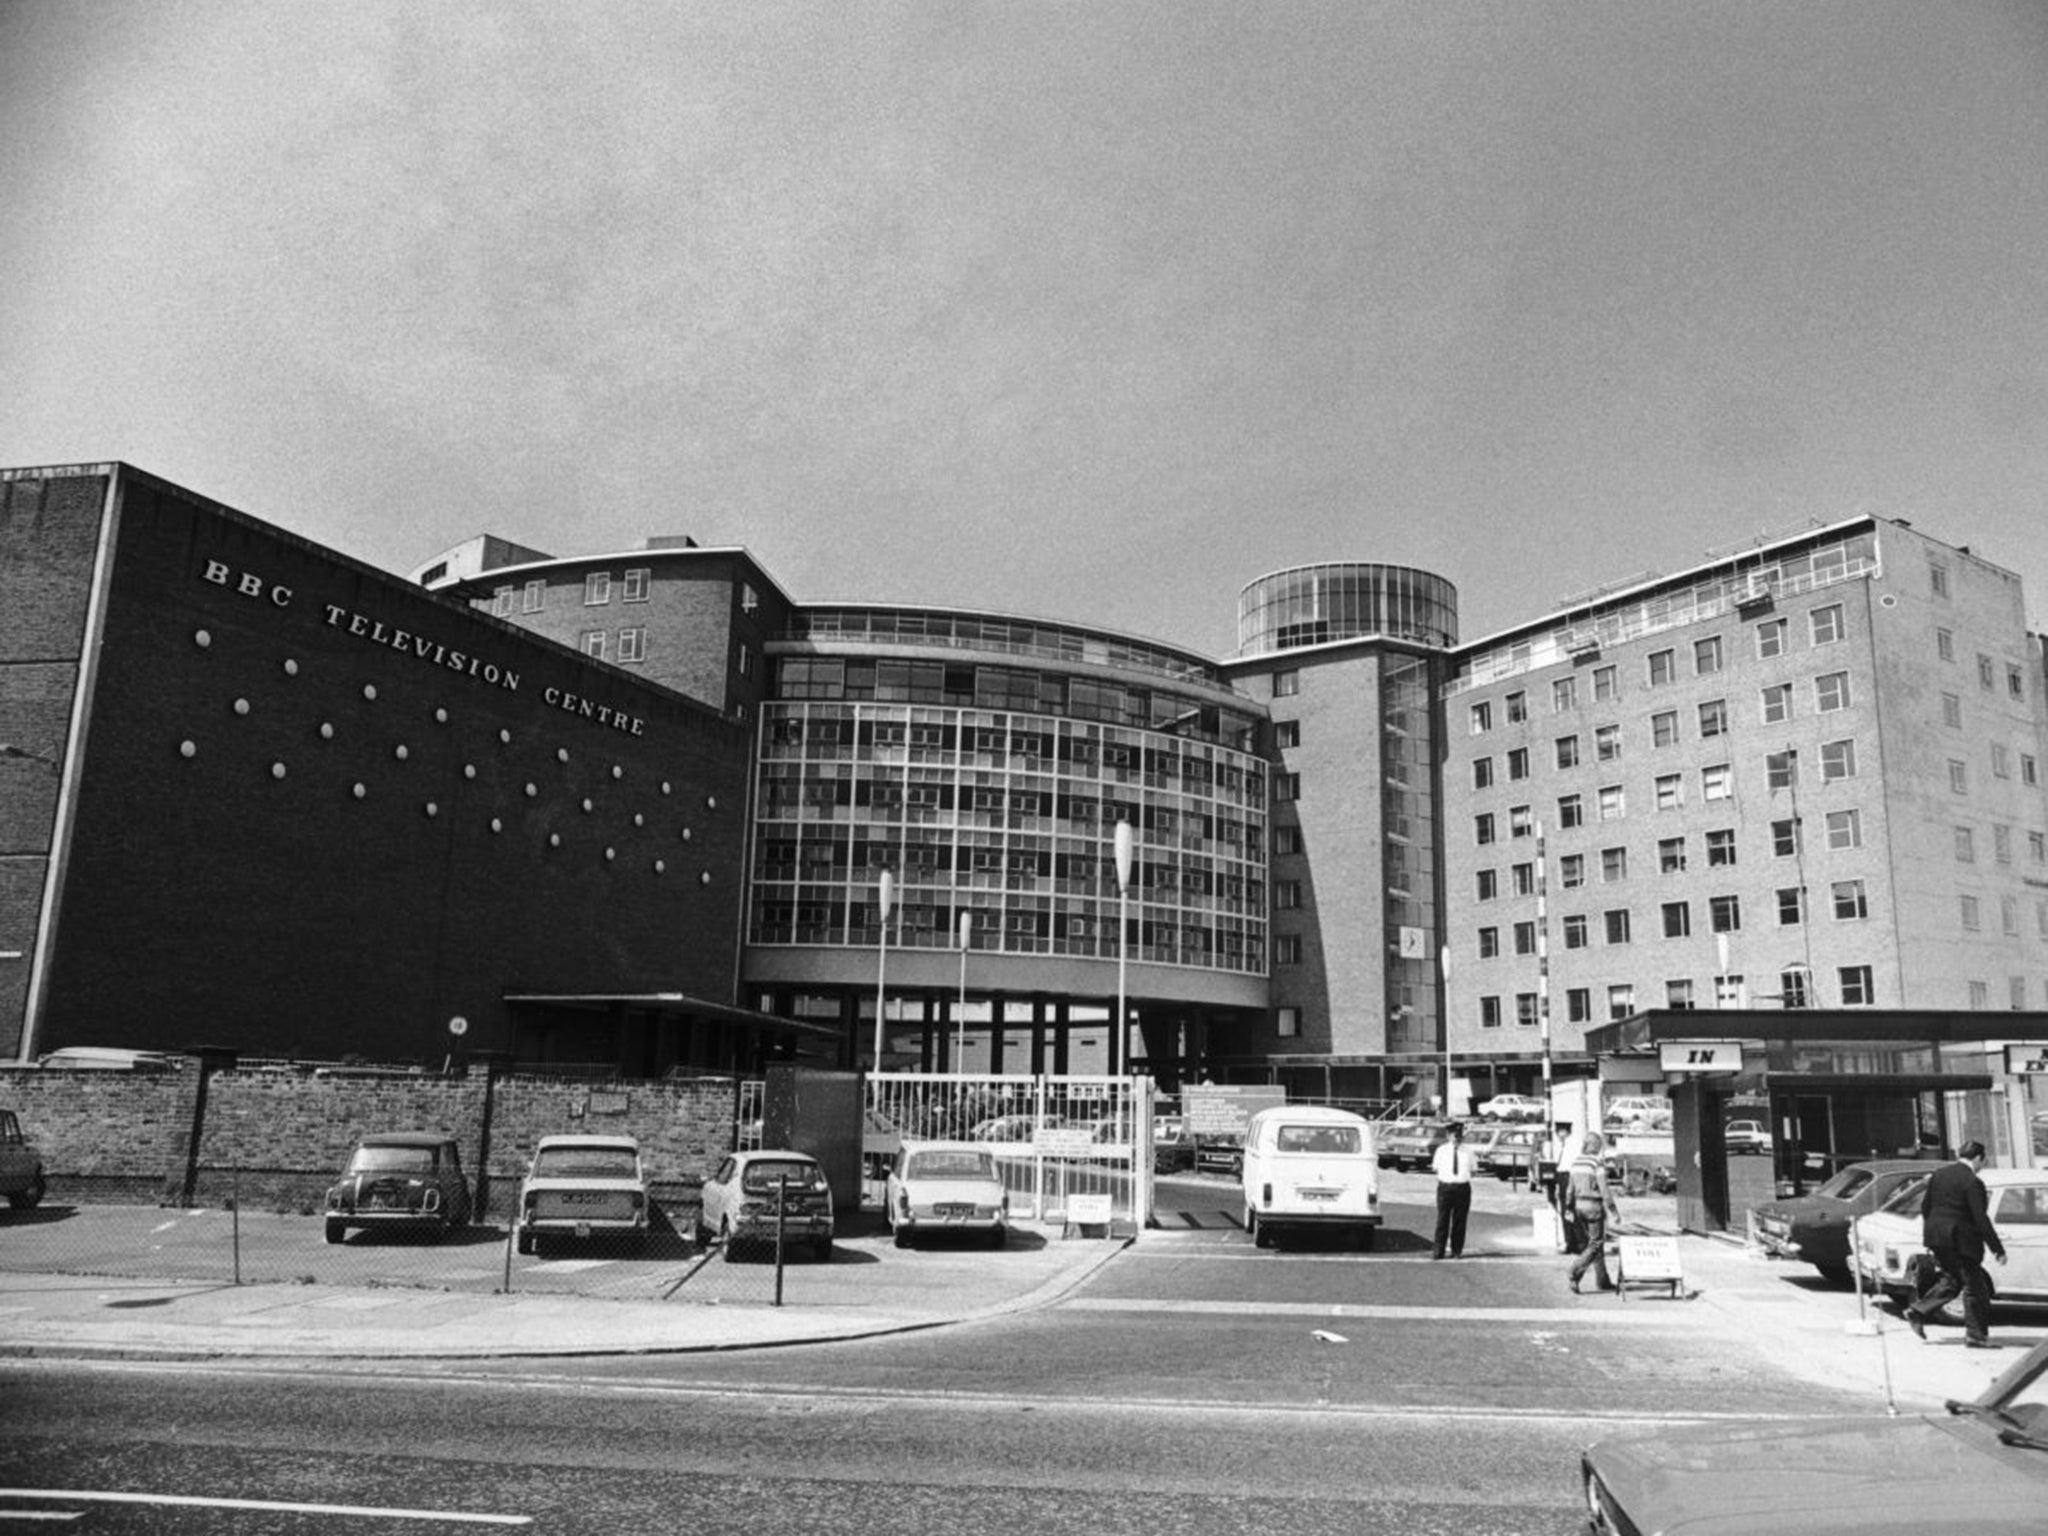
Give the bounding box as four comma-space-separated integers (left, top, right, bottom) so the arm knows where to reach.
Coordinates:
514, 1134, 651, 1255
697, 1149, 835, 1262
324, 1132, 472, 1243
0, 1108, 46, 1211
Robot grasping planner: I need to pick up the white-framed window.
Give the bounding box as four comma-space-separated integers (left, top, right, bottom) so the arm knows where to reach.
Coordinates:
1659, 836, 1686, 873
1273, 935, 1302, 964
1955, 825, 1976, 863
1476, 869, 1499, 901
1556, 735, 1581, 769
580, 630, 606, 659
1819, 740, 1857, 781
584, 571, 611, 605
1777, 887, 1804, 926
617, 627, 646, 662
1598, 784, 1624, 820
1602, 846, 1628, 882
1607, 983, 1635, 1021
1276, 1007, 1301, 1038
1719, 973, 1748, 1008
1604, 909, 1631, 944
1825, 809, 1862, 850
522, 578, 546, 613
1480, 996, 1503, 1030
1662, 901, 1690, 938
1949, 758, 1969, 794
1505, 690, 1527, 723
1943, 693, 1963, 728
1648, 649, 1676, 686
1274, 880, 1302, 910
1593, 665, 1618, 702
1936, 627, 1954, 662
1992, 742, 2011, 779
1767, 750, 1796, 790
1553, 676, 1578, 711
1514, 921, 1537, 956
1596, 724, 1621, 761
1472, 756, 1494, 789
1994, 823, 2013, 864
1652, 711, 1680, 748
1698, 699, 1728, 738
1477, 927, 1500, 959
1470, 700, 1491, 733
1510, 804, 1534, 838
1656, 774, 1683, 811
1516, 992, 1540, 1026
1706, 829, 1736, 866
1702, 763, 1733, 801
1839, 965, 1875, 1006
1693, 635, 1723, 675
1832, 880, 1867, 919
1564, 913, 1589, 949
1666, 979, 1695, 1010
1810, 604, 1845, 645
1756, 618, 1787, 659
1558, 792, 1584, 829
1512, 862, 1536, 896
1276, 721, 1301, 749
1559, 854, 1585, 888
1274, 669, 1300, 698
1772, 818, 1800, 857
1761, 684, 1791, 724
1815, 672, 1851, 712
622, 567, 650, 602
1709, 894, 1741, 933
1566, 987, 1592, 1023
1507, 747, 1529, 781
492, 584, 515, 616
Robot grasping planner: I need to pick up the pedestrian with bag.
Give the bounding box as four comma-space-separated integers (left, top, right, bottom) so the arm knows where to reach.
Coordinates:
1566, 1132, 1619, 1293
1904, 1139, 2007, 1348
1430, 1121, 1475, 1260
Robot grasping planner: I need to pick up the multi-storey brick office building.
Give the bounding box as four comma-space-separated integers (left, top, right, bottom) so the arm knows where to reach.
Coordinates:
422, 537, 1276, 1086
1441, 514, 2048, 1088
0, 463, 802, 1072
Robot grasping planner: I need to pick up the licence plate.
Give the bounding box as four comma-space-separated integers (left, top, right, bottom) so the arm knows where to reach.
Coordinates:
1298, 1189, 1337, 1201
935, 1204, 973, 1220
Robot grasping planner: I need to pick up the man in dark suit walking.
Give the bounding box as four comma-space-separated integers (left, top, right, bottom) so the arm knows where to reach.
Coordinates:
1904, 1140, 2007, 1348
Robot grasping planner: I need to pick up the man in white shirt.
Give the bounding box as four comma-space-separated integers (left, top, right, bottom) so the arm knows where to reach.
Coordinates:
1430, 1122, 1474, 1260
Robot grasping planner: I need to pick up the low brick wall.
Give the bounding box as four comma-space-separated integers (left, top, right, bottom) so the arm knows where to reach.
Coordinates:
0, 1066, 743, 1215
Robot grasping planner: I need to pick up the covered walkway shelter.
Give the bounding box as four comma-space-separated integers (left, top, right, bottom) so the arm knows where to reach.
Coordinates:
1583, 1010, 2048, 1237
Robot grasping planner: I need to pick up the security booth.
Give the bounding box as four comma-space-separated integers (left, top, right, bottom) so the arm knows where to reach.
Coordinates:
1582, 1010, 2048, 1239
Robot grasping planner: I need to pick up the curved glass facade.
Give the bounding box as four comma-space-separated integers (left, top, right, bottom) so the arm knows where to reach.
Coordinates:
1237, 564, 1458, 657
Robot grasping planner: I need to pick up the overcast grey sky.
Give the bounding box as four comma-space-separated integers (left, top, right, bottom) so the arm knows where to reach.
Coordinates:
4, 1, 2046, 657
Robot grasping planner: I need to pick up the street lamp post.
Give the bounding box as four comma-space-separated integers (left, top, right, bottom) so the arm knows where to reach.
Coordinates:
1113, 819, 1134, 1079
872, 870, 893, 1079
955, 909, 972, 1067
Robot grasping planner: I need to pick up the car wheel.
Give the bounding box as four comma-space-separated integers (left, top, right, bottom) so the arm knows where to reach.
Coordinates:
988, 1226, 1006, 1250
324, 1219, 345, 1245
1248, 1208, 1273, 1249
1354, 1226, 1376, 1252
721, 1219, 743, 1263
7, 1170, 44, 1210
892, 1223, 911, 1249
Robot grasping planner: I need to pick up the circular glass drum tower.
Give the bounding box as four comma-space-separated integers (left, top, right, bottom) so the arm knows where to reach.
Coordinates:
1237, 563, 1458, 656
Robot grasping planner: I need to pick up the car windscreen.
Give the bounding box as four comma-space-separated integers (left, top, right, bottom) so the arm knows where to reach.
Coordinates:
533, 1148, 639, 1179
351, 1147, 435, 1174
906, 1151, 996, 1180
1815, 1166, 1873, 1200
1275, 1125, 1362, 1155
742, 1159, 820, 1192
1883, 1178, 1931, 1216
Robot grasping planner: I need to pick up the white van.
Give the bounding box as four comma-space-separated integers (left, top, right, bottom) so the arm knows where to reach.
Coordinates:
1240, 1105, 1382, 1250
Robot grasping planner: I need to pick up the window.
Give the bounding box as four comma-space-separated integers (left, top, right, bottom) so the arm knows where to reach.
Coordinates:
1819, 740, 1856, 781
1772, 818, 1801, 857
2025, 754, 2040, 787
1510, 805, 1534, 839
1954, 825, 1976, 863
1596, 724, 1621, 761
1475, 813, 1497, 846
1929, 562, 1949, 597
1839, 965, 1875, 1006
737, 642, 752, 676
1658, 836, 1686, 873
1648, 649, 1676, 686
1948, 759, 1969, 795
1832, 879, 1867, 920
1273, 880, 1302, 910
1557, 792, 1584, 829
491, 584, 515, 616
1505, 690, 1527, 723
1272, 826, 1301, 855
1607, 984, 1635, 1021
2003, 895, 2020, 936
522, 578, 546, 613
1480, 997, 1502, 1030
1666, 979, 1696, 1010
1994, 823, 2013, 864
1698, 699, 1728, 738
1559, 854, 1585, 888
1593, 665, 1618, 702
1779, 969, 1810, 1008
1767, 750, 1796, 790
1477, 927, 1500, 959
1709, 894, 1741, 933
1706, 829, 1736, 867
1513, 921, 1537, 955
1276, 1007, 1301, 1038
1507, 747, 1530, 781
1512, 863, 1536, 896
740, 582, 760, 613
1469, 699, 1490, 732
1936, 627, 1954, 662
1604, 909, 1631, 944
1566, 988, 1592, 1023
1810, 604, 1845, 645
1694, 635, 1723, 675
1713, 974, 1744, 1008
1516, 993, 1540, 1027
1476, 869, 1498, 901
1553, 676, 1578, 711
2009, 664, 2026, 700
1276, 721, 1301, 748
1563, 913, 1589, 949
1556, 735, 1581, 769
622, 567, 649, 602
617, 627, 646, 662
1473, 756, 1494, 789
1942, 693, 1963, 729
1655, 773, 1683, 811
1969, 980, 1990, 1010
1992, 742, 2011, 779
1652, 710, 1680, 748
584, 571, 611, 605
1598, 784, 1625, 820
1602, 846, 1628, 882
1761, 684, 1791, 725
1756, 618, 1787, 659
1702, 764, 1733, 801
1825, 809, 1862, 850
1662, 901, 1691, 938
1978, 654, 1996, 691
1776, 887, 1804, 926
580, 630, 607, 659
1815, 672, 1851, 712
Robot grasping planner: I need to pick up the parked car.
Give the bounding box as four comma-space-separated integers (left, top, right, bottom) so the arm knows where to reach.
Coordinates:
1752, 1158, 1932, 1286
513, 1134, 651, 1256
1603, 1095, 1670, 1131
1480, 1124, 1546, 1181
1476, 1093, 1545, 1122
1153, 1130, 1199, 1175
969, 1114, 1078, 1144
1582, 1329, 2048, 1534
697, 1149, 835, 1262
0, 1108, 46, 1210
1725, 1119, 1773, 1155
323, 1131, 472, 1244
1375, 1118, 1443, 1172
1195, 1135, 1245, 1177
1854, 1167, 2048, 1320
1240, 1105, 1381, 1250
885, 1141, 1009, 1249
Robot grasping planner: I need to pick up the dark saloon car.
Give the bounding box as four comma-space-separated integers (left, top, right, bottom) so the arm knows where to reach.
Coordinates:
1582, 1332, 2048, 1534
323, 1132, 473, 1243
1751, 1158, 1932, 1286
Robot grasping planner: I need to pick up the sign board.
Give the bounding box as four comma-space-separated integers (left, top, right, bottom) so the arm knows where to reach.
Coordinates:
2005, 1044, 2048, 1075
1615, 1234, 1684, 1298
1182, 1084, 1287, 1137
1658, 1040, 1743, 1073
1036, 1129, 1095, 1156
446, 1015, 469, 1037
1066, 1193, 1112, 1227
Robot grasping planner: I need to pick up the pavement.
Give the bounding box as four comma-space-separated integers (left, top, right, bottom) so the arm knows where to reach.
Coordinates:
0, 1189, 2037, 1417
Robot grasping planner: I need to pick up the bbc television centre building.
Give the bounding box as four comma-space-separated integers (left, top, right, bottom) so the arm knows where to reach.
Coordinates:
7, 461, 2048, 1117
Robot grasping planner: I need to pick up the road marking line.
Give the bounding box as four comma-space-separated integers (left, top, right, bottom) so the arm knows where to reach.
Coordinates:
0, 1491, 530, 1525
1062, 1297, 1695, 1325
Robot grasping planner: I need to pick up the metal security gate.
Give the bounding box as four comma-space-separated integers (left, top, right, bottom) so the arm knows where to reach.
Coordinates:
866, 1073, 1154, 1231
